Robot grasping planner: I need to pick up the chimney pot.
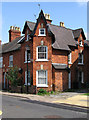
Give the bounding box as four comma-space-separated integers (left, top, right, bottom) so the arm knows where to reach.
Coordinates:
60, 22, 65, 27
44, 13, 52, 24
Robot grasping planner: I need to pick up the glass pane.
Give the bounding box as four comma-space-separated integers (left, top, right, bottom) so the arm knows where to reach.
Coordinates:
40, 29, 44, 34
38, 78, 46, 84
38, 71, 46, 78
28, 53, 30, 61
38, 47, 45, 52
38, 71, 44, 78
38, 53, 44, 59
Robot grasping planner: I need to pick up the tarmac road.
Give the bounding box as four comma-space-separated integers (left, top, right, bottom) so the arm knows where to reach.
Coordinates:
2, 94, 88, 119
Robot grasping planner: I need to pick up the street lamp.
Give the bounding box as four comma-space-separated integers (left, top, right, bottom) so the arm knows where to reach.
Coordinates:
26, 45, 29, 94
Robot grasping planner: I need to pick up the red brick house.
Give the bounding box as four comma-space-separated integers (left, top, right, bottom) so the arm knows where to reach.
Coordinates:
0, 10, 89, 92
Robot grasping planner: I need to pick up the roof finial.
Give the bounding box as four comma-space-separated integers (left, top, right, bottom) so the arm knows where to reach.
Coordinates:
38, 3, 40, 11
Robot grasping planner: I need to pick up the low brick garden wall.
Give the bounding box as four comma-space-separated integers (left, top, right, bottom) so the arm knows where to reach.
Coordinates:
10, 85, 37, 94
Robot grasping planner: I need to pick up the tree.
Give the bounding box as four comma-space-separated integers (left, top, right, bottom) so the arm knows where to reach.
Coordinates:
6, 66, 21, 87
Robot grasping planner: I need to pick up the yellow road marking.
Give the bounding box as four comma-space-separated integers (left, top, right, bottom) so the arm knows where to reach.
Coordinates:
0, 110, 2, 115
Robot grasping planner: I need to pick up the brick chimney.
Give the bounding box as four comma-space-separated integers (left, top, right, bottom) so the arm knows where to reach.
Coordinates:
44, 13, 52, 24
0, 40, 1, 45
9, 26, 21, 42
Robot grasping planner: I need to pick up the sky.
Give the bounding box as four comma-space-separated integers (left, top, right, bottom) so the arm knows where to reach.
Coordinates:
1, 2, 87, 43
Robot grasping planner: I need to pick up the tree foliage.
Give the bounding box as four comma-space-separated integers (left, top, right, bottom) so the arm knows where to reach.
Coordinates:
6, 66, 21, 87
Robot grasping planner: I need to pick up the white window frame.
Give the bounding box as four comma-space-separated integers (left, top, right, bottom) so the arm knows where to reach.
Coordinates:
38, 28, 46, 36
78, 71, 84, 83
0, 57, 3, 68
26, 30, 29, 41
78, 53, 83, 64
68, 52, 72, 64
24, 50, 31, 63
79, 40, 83, 47
36, 70, 48, 87
68, 71, 71, 89
25, 70, 30, 85
9, 55, 13, 67
36, 46, 48, 61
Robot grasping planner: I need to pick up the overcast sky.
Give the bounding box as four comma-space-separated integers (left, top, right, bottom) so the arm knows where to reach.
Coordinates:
1, 2, 87, 43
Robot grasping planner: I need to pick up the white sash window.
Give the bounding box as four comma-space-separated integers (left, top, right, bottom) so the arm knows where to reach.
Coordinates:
36, 70, 48, 87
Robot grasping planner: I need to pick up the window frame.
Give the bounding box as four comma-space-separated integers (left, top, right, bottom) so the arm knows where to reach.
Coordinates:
68, 52, 72, 64
38, 28, 46, 36
79, 40, 83, 47
25, 70, 30, 85
0, 57, 3, 68
25, 50, 31, 63
36, 46, 48, 61
9, 55, 13, 67
78, 71, 84, 83
78, 53, 83, 64
36, 70, 48, 87
26, 30, 29, 41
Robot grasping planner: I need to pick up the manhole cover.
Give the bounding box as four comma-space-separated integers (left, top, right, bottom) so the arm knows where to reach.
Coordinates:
44, 115, 62, 118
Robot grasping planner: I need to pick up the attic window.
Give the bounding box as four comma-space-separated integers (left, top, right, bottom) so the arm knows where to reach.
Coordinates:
39, 28, 46, 36
79, 40, 83, 47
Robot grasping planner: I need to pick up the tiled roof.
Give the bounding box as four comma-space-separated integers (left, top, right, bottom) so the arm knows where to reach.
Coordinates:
84, 40, 89, 47
1, 36, 25, 54
2, 20, 86, 53
48, 24, 77, 51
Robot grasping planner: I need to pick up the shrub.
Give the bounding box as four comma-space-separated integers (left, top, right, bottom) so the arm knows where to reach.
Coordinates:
38, 88, 47, 95
51, 91, 54, 94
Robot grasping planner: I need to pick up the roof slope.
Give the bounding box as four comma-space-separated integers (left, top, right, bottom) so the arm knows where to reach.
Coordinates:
1, 36, 24, 54
48, 24, 77, 51
84, 40, 89, 47
2, 19, 86, 53
73, 28, 86, 40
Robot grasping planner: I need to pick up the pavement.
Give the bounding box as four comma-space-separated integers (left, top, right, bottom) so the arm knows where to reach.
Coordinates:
0, 91, 89, 109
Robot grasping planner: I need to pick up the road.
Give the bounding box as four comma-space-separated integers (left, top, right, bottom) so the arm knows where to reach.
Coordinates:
2, 95, 88, 118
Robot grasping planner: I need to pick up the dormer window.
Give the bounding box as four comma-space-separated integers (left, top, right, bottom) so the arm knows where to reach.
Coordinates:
79, 40, 83, 47
39, 28, 46, 36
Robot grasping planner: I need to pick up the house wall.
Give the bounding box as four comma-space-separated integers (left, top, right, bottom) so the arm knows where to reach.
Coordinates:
32, 18, 53, 92
2, 16, 89, 92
